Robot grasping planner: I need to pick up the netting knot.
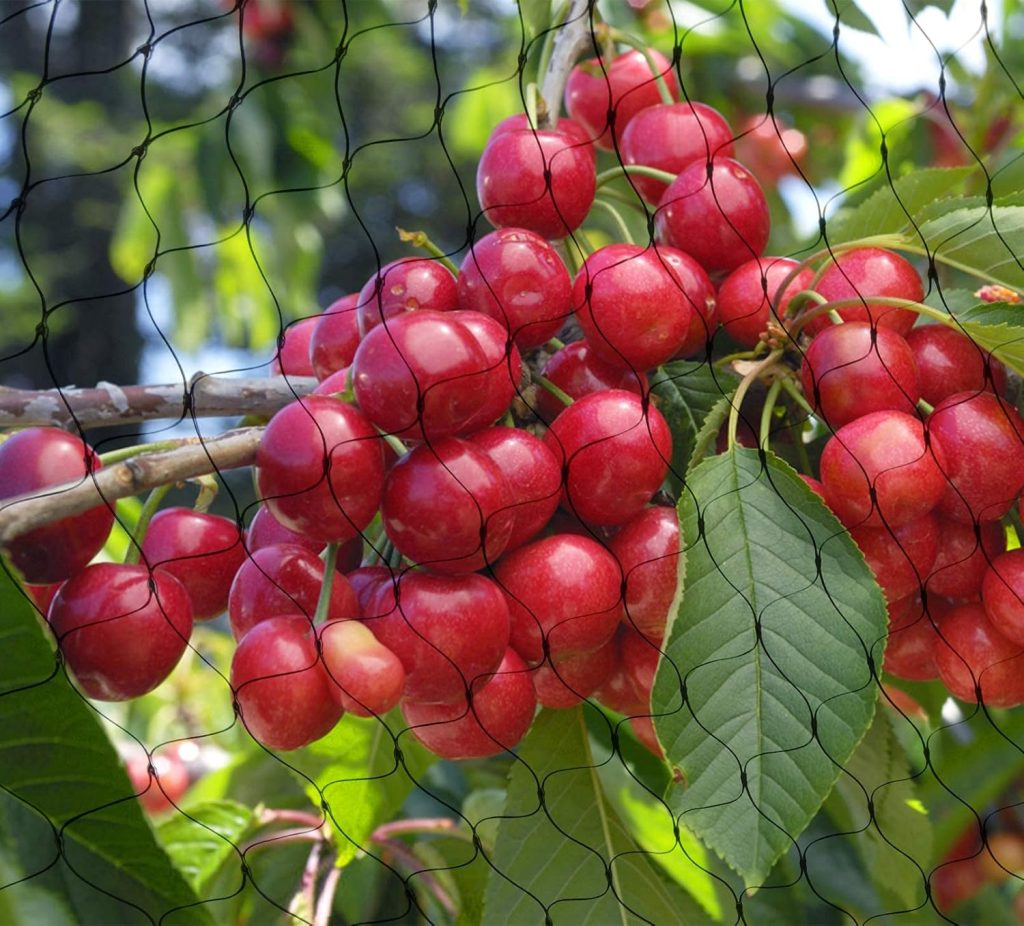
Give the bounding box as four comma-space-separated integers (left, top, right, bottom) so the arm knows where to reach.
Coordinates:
27, 86, 43, 104
131, 142, 148, 161
136, 42, 153, 58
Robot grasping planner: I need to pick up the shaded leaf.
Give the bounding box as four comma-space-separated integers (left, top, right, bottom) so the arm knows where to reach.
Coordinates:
157, 800, 256, 895
918, 205, 1024, 291
653, 448, 887, 886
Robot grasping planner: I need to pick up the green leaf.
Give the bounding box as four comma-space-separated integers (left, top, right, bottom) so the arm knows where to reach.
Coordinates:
835, 1, 881, 37
519, 0, 552, 38
827, 166, 976, 243
287, 712, 436, 867
481, 708, 707, 925
917, 205, 1024, 291
824, 711, 932, 911
653, 448, 887, 886
157, 800, 256, 895
0, 565, 211, 925
650, 360, 739, 494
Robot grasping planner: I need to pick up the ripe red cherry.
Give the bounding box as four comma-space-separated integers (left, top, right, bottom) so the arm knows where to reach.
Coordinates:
476, 128, 596, 239
926, 517, 1005, 599
48, 562, 193, 701
819, 410, 948, 529
401, 648, 536, 759
469, 426, 562, 552
545, 389, 672, 527
800, 321, 920, 429
351, 310, 490, 440
928, 391, 1024, 523
565, 48, 680, 150
535, 340, 647, 424
630, 715, 664, 757
140, 508, 246, 621
850, 513, 939, 604
318, 619, 405, 717
981, 550, 1024, 645
447, 310, 522, 433
659, 246, 719, 358
231, 615, 342, 751
882, 594, 943, 682
457, 227, 573, 348
247, 504, 323, 555
256, 395, 384, 542
125, 749, 191, 816
733, 114, 808, 184
227, 543, 359, 641
310, 294, 360, 381
804, 247, 922, 337
24, 581, 62, 615
381, 438, 515, 574
490, 113, 594, 152
494, 533, 624, 665
906, 325, 1006, 404
717, 257, 814, 348
365, 571, 510, 703
346, 565, 392, 617
573, 243, 696, 371
933, 602, 1024, 707
595, 630, 648, 715
608, 506, 680, 640
0, 428, 114, 585
654, 157, 770, 275
356, 257, 459, 337
271, 316, 318, 377
530, 637, 618, 709
620, 101, 735, 204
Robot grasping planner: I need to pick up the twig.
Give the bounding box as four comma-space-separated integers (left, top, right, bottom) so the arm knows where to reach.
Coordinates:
0, 427, 263, 548
0, 374, 318, 429
371, 818, 459, 840
538, 0, 594, 128
377, 838, 457, 917
313, 864, 341, 926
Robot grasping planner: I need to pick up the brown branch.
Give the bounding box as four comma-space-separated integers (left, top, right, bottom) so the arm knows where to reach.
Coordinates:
538, 0, 595, 128
0, 427, 263, 548
0, 374, 318, 429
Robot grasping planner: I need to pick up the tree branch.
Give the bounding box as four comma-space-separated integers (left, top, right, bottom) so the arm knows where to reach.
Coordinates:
538, 0, 595, 128
0, 427, 263, 549
0, 375, 318, 430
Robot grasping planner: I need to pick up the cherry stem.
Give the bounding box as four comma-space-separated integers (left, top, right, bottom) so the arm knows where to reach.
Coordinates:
123, 483, 172, 566
371, 818, 459, 840
827, 310, 845, 325
595, 163, 677, 189
778, 374, 818, 420
396, 228, 459, 275
758, 378, 783, 451
241, 827, 324, 855
591, 198, 635, 244
607, 28, 675, 106
377, 838, 457, 917
525, 82, 540, 132
596, 183, 649, 213
312, 863, 341, 926
727, 349, 783, 451
315, 543, 340, 624
377, 430, 409, 458
918, 398, 936, 416
534, 373, 574, 407
259, 808, 326, 828
299, 841, 322, 920
546, 337, 565, 351
192, 474, 220, 513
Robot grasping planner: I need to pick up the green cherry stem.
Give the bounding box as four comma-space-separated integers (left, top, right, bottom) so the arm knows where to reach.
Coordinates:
123, 483, 172, 565
605, 28, 675, 106
917, 398, 935, 416
314, 542, 340, 624
396, 228, 459, 275
595, 163, 677, 190
192, 474, 220, 513
778, 373, 818, 420
534, 373, 574, 407
727, 349, 783, 451
591, 197, 635, 244
758, 378, 784, 451
546, 336, 565, 351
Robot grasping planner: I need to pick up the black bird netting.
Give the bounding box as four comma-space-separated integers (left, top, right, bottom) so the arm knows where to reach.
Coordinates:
2, 0, 1024, 923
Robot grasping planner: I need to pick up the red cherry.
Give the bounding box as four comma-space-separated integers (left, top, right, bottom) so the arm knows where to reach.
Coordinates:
565, 49, 680, 150
381, 438, 515, 574
535, 340, 647, 424
247, 504, 322, 555
620, 623, 661, 699
595, 630, 648, 715
141, 508, 246, 621
457, 227, 573, 348
981, 549, 1024, 645
447, 310, 522, 433
933, 602, 1024, 707
659, 246, 719, 358
401, 648, 536, 759
717, 257, 814, 348
572, 243, 695, 372
906, 325, 1006, 404
545, 389, 672, 527
319, 619, 405, 717
620, 101, 735, 204
125, 750, 190, 816
733, 114, 808, 185
351, 310, 490, 440
494, 533, 624, 665
227, 543, 359, 641
819, 410, 948, 529
24, 581, 62, 615
310, 294, 360, 381
926, 517, 1005, 599
231, 615, 342, 751
804, 247, 922, 337
882, 594, 943, 682
0, 428, 114, 585
346, 565, 392, 617
271, 316, 318, 377
476, 128, 596, 239
629, 714, 664, 758
928, 391, 1024, 523
365, 571, 510, 703
355, 257, 459, 337
800, 321, 920, 429
469, 426, 562, 552
530, 638, 618, 709
490, 113, 595, 153
655, 157, 770, 275
850, 513, 939, 604
48, 563, 193, 701
256, 395, 384, 542
608, 506, 680, 640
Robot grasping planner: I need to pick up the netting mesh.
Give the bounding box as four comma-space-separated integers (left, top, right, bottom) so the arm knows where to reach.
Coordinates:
2, 0, 1024, 923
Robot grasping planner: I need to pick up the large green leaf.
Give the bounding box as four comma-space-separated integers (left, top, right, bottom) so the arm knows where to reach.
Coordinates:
287, 711, 436, 867
0, 566, 211, 925
823, 710, 932, 911
650, 360, 739, 494
157, 800, 256, 896
653, 448, 887, 886
923, 288, 1024, 377
917, 205, 1024, 291
481, 708, 707, 924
